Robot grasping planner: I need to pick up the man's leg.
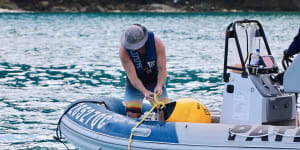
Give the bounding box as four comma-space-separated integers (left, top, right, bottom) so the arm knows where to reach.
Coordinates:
127, 112, 141, 118
154, 86, 169, 121
124, 81, 144, 118
124, 100, 142, 118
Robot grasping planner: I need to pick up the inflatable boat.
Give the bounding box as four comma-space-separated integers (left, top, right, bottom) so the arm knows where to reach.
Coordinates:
55, 20, 300, 150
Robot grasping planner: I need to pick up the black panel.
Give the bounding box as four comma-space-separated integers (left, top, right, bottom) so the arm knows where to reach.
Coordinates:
227, 85, 234, 93
163, 101, 176, 120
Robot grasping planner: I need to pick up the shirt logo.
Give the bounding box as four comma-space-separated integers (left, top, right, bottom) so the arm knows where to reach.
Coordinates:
147, 61, 155, 69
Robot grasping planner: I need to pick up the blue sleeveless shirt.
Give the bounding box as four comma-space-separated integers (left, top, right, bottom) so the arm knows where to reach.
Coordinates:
126, 31, 158, 84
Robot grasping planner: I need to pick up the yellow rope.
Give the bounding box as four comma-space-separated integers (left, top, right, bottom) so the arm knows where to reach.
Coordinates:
128, 94, 165, 150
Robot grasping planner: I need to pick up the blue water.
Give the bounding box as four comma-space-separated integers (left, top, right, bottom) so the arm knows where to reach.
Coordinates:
0, 12, 299, 149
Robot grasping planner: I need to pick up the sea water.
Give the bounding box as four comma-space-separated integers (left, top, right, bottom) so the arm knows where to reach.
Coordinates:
0, 12, 299, 149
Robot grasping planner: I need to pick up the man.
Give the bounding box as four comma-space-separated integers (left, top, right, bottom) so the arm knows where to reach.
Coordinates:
274, 28, 300, 84
119, 24, 169, 120
284, 28, 300, 58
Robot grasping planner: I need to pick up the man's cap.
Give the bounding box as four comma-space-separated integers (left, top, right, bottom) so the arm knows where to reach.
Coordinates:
120, 24, 148, 50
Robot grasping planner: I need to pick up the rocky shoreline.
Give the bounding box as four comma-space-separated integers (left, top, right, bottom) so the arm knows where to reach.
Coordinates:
0, 0, 300, 13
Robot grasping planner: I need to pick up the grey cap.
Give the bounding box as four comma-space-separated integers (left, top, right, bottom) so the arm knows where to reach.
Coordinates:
120, 24, 148, 50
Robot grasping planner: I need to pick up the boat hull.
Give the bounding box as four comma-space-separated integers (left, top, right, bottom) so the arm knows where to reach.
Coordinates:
60, 98, 300, 150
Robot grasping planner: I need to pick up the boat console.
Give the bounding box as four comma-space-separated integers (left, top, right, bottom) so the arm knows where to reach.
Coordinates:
221, 20, 297, 125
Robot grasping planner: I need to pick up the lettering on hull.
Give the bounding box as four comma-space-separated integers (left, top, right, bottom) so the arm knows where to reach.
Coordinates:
228, 125, 300, 142
67, 103, 113, 130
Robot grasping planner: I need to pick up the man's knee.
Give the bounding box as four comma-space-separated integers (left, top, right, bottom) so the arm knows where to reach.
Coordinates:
127, 112, 141, 118
124, 100, 142, 118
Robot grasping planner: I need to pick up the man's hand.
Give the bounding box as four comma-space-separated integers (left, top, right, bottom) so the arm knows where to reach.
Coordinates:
154, 85, 163, 97
144, 90, 154, 102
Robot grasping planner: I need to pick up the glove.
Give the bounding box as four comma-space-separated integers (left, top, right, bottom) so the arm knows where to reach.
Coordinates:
283, 49, 293, 59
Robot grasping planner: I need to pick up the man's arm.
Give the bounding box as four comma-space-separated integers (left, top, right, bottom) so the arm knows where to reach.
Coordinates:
285, 28, 300, 57
154, 36, 167, 96
119, 47, 154, 100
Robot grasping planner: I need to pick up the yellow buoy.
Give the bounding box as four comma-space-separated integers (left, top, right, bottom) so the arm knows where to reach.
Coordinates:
165, 98, 211, 123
